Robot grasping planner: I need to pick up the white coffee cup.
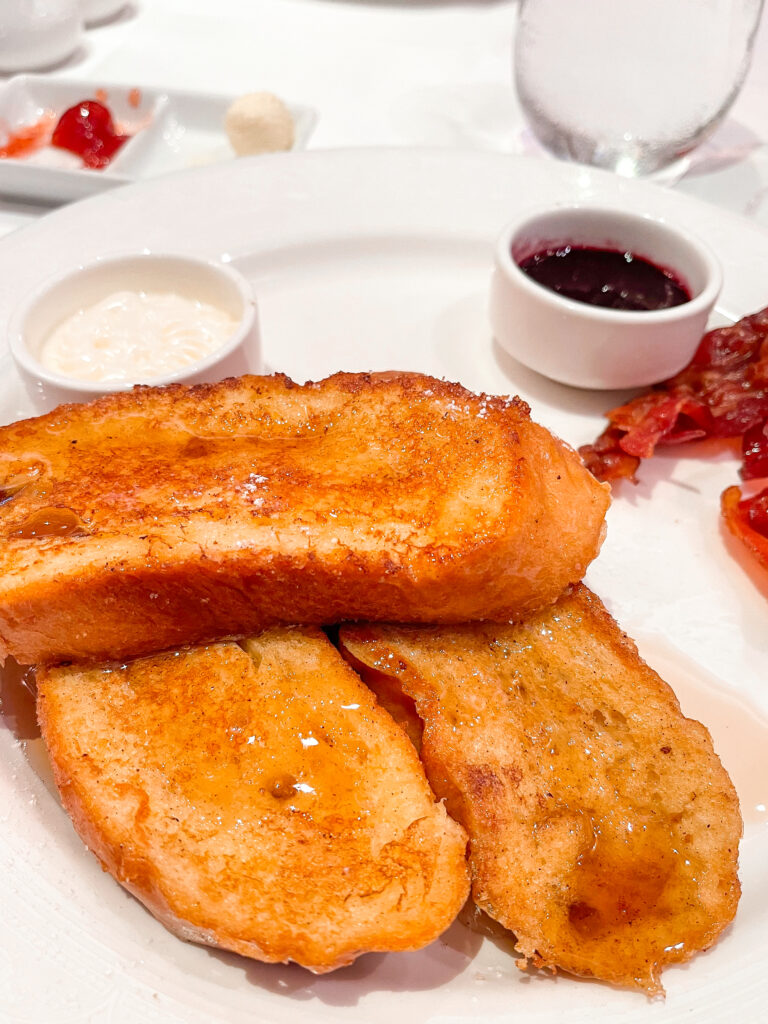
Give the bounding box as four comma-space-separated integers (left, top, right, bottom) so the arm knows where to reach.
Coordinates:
0, 0, 83, 73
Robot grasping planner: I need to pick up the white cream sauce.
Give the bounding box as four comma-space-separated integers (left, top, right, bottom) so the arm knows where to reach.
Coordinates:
40, 290, 238, 382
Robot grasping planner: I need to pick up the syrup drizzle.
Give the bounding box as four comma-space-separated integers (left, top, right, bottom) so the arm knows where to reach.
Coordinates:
141, 641, 368, 832
566, 812, 693, 941
11, 507, 89, 539
0, 465, 42, 506
0, 481, 28, 506
0, 658, 38, 741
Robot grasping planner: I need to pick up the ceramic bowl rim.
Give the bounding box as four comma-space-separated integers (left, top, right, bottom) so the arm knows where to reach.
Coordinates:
494, 203, 723, 325
8, 250, 258, 395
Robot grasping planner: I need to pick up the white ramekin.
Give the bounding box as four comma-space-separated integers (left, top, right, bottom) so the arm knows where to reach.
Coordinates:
9, 252, 261, 413
488, 205, 723, 390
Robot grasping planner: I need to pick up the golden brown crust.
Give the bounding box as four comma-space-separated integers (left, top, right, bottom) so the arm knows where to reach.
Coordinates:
36, 626, 470, 971
339, 585, 742, 994
0, 372, 609, 665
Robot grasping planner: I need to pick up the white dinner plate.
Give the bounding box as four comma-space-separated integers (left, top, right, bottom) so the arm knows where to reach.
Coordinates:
0, 75, 318, 205
0, 150, 767, 1024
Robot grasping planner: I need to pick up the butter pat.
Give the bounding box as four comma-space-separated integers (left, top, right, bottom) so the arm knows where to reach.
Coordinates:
225, 92, 295, 156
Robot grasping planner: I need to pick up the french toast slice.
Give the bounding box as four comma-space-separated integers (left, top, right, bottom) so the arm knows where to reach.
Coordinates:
36, 626, 470, 972
340, 585, 742, 993
0, 371, 609, 665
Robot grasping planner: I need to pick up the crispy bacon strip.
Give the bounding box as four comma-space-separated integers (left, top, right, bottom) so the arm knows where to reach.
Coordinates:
581, 306, 768, 582
742, 421, 768, 480
721, 485, 768, 572
579, 307, 768, 482
578, 425, 641, 481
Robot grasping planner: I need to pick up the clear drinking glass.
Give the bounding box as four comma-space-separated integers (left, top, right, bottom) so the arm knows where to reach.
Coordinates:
514, 0, 765, 176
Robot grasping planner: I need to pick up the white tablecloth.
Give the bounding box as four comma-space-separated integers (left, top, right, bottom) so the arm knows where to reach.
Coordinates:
1, 0, 768, 236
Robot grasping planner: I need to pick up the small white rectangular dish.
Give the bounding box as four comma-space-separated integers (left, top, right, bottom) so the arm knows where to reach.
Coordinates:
0, 75, 318, 205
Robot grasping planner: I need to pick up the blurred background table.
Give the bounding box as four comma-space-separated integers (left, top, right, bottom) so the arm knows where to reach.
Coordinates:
2, 0, 768, 236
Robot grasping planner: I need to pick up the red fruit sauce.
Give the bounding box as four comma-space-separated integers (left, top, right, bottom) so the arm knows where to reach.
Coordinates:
0, 115, 55, 159
51, 100, 129, 169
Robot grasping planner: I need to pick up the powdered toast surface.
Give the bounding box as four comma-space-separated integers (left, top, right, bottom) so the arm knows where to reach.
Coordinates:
340, 585, 742, 993
0, 372, 608, 664
37, 626, 470, 972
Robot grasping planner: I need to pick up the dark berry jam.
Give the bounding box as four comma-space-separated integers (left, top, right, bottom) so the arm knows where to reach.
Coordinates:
518, 246, 691, 312
51, 100, 128, 169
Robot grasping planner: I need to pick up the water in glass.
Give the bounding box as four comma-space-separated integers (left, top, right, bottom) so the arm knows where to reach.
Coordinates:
514, 0, 765, 176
